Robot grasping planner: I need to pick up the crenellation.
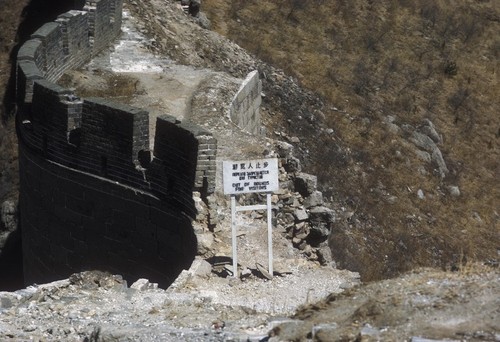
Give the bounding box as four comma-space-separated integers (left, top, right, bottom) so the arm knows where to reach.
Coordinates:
16, 60, 44, 106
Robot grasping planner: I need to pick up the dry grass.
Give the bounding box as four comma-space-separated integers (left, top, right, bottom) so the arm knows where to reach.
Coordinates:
204, 0, 500, 280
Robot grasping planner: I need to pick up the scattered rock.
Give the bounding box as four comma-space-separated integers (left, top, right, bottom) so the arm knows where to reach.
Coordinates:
407, 120, 448, 178
130, 278, 158, 291
0, 293, 16, 309
193, 192, 207, 222
197, 231, 214, 255
417, 189, 425, 199
293, 222, 309, 239
411, 338, 460, 342
195, 12, 210, 29
415, 150, 431, 163
418, 119, 441, 144
189, 257, 212, 277
255, 263, 273, 280
309, 206, 335, 223
275, 141, 294, 158
0, 200, 17, 232
431, 148, 448, 178
303, 190, 323, 208
284, 156, 301, 172
361, 323, 381, 338
312, 323, 338, 341
294, 208, 309, 222
410, 131, 436, 153
68, 271, 125, 290
384, 115, 401, 134
317, 243, 334, 266
294, 173, 317, 197
269, 319, 307, 341
447, 185, 460, 197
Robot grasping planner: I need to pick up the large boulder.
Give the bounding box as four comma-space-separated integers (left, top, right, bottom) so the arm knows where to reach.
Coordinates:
294, 173, 317, 197
308, 206, 335, 242
303, 190, 323, 208
1, 200, 18, 233
0, 200, 19, 254
189, 0, 201, 16
418, 119, 441, 144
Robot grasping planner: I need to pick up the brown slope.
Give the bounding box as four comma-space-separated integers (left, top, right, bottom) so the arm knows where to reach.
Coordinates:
203, 0, 500, 280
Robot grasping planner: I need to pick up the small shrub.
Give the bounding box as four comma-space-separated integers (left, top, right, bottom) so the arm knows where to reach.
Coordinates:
444, 60, 458, 76
420, 2, 440, 28
448, 87, 470, 113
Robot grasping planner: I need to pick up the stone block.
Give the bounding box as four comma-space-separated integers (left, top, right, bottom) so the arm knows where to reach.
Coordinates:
269, 319, 307, 341
294, 208, 309, 222
312, 323, 338, 341
294, 173, 317, 197
188, 257, 212, 277
17, 40, 42, 61
309, 206, 335, 239
303, 191, 323, 208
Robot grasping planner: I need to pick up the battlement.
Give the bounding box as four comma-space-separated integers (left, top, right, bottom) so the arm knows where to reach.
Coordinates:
15, 0, 216, 287
16, 0, 217, 213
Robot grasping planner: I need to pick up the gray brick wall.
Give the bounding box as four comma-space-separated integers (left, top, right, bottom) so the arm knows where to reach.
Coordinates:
84, 0, 122, 54
55, 10, 92, 71
15, 0, 219, 287
30, 22, 66, 82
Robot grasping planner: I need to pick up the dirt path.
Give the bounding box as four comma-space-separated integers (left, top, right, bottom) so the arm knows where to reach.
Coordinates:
81, 6, 229, 150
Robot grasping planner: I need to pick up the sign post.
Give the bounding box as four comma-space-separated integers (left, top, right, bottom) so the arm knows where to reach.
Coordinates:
223, 158, 279, 278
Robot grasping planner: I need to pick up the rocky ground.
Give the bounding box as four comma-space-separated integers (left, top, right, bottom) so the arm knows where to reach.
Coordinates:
277, 264, 500, 341
0, 264, 360, 341
0, 264, 498, 341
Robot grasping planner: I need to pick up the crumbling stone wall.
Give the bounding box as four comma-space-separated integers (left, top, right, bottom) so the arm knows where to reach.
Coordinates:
15, 0, 216, 287
229, 70, 262, 135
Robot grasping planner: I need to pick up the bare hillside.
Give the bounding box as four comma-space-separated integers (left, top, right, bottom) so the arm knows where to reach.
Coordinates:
203, 0, 500, 279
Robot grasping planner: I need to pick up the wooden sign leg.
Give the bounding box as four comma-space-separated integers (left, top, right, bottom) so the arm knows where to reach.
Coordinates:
267, 193, 273, 277
231, 195, 238, 278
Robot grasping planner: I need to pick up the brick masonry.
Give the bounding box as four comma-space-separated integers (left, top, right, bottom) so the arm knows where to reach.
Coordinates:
15, 0, 217, 287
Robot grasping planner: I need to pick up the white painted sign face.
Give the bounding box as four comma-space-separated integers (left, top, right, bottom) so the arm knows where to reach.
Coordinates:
223, 158, 279, 195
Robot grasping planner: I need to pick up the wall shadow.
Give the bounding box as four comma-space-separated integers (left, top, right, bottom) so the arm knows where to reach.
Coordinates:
0, 0, 86, 291
0, 226, 23, 291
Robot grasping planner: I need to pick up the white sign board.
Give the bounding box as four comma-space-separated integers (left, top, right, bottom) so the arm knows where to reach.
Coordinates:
223, 158, 279, 195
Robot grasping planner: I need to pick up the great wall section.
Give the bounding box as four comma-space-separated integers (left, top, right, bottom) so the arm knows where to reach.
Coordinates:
14, 0, 263, 287
3, 1, 500, 340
